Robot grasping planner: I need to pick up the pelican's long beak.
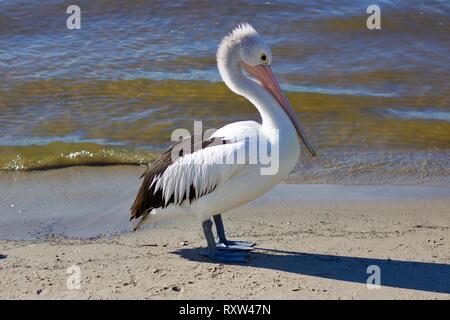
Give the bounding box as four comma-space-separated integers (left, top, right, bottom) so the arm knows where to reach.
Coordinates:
242, 63, 317, 157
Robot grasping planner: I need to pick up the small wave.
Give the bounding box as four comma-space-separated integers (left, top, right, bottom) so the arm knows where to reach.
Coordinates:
290, 149, 450, 185
386, 108, 450, 122
0, 142, 158, 171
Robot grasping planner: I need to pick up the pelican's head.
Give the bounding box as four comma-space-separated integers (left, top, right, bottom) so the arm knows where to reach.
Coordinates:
217, 23, 316, 157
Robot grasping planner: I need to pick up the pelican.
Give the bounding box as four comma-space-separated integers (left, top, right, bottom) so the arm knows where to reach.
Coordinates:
131, 23, 316, 262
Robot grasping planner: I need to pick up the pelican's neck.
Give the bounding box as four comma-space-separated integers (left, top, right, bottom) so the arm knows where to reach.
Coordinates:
244, 81, 292, 133
218, 54, 296, 139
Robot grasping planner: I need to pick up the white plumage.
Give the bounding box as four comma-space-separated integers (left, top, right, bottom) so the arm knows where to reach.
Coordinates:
131, 23, 316, 261
153, 139, 245, 207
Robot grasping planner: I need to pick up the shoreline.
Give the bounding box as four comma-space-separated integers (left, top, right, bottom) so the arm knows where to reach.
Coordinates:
0, 166, 449, 298
0, 166, 449, 240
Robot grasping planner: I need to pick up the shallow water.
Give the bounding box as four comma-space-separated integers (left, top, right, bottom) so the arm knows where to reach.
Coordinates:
0, 1, 449, 182
1, 166, 449, 240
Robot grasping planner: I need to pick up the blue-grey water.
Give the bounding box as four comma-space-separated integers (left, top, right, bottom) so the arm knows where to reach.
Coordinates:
0, 0, 448, 183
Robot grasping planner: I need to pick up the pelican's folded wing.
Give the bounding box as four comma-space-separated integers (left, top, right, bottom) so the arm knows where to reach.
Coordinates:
130, 136, 246, 221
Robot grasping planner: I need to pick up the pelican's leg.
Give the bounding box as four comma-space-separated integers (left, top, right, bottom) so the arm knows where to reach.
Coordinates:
213, 214, 255, 251
201, 219, 248, 262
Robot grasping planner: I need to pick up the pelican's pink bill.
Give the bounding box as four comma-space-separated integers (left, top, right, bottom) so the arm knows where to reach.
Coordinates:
242, 63, 317, 157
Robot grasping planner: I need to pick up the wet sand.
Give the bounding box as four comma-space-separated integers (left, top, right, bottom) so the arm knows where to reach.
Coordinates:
0, 166, 449, 299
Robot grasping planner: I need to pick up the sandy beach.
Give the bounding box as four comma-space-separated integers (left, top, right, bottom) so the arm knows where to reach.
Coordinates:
0, 167, 449, 299
1, 0, 449, 303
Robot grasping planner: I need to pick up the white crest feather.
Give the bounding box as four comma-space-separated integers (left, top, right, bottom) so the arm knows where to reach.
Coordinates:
217, 23, 259, 63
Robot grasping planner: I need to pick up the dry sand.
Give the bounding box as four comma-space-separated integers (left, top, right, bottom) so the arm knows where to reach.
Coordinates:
0, 167, 449, 299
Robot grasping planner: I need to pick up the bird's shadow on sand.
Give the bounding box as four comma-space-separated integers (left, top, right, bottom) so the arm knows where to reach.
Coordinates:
173, 247, 450, 294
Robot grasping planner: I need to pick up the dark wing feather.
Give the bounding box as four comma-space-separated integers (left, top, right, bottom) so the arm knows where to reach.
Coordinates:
130, 136, 226, 221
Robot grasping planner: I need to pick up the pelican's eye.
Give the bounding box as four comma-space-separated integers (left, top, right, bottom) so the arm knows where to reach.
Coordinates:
260, 54, 267, 63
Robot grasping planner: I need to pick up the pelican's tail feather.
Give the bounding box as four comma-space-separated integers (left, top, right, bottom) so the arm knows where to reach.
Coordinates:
132, 210, 151, 231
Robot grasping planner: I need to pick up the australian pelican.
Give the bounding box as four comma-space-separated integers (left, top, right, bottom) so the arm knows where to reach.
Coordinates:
131, 23, 316, 262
